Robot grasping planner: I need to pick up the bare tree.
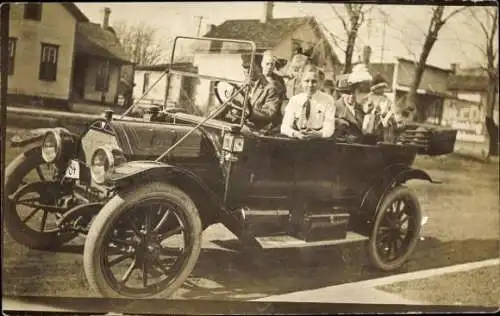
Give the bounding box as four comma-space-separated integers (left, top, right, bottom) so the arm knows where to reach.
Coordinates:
113, 20, 167, 66
330, 4, 372, 74
468, 7, 499, 156
404, 6, 467, 121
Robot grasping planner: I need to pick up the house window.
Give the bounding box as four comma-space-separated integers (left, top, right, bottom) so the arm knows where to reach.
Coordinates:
8, 37, 16, 75
39, 43, 58, 81
96, 60, 110, 92
143, 72, 150, 94
24, 4, 42, 21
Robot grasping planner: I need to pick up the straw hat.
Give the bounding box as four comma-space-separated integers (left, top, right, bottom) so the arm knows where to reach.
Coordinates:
370, 74, 389, 92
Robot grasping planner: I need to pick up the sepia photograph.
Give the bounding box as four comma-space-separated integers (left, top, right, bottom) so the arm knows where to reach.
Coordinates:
1, 1, 498, 314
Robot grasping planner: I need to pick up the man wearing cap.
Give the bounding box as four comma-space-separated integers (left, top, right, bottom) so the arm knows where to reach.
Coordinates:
281, 66, 336, 139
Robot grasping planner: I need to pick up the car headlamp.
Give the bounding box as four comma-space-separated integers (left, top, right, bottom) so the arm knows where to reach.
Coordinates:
41, 131, 61, 163
90, 145, 126, 184
222, 133, 244, 153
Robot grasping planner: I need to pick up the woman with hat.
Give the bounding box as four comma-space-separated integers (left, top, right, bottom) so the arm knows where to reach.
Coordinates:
361, 74, 398, 141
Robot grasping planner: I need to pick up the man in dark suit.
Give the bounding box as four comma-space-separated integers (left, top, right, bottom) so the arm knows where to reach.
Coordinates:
334, 74, 366, 139
237, 53, 287, 133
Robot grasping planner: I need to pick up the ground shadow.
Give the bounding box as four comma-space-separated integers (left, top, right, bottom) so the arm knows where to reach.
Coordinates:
177, 237, 499, 300
3, 233, 498, 300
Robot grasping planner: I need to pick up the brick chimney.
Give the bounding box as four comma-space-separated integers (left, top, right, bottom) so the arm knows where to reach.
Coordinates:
206, 24, 216, 34
261, 2, 274, 24
362, 45, 372, 65
103, 7, 111, 28
450, 62, 460, 74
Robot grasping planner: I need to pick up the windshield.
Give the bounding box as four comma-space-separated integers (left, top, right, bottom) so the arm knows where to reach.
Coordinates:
122, 37, 256, 120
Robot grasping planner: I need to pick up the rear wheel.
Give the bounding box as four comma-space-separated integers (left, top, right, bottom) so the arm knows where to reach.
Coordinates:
84, 182, 202, 298
367, 186, 422, 271
4, 148, 76, 249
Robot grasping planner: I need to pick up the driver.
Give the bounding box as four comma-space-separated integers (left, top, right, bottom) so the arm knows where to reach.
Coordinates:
233, 53, 287, 133
280, 65, 336, 139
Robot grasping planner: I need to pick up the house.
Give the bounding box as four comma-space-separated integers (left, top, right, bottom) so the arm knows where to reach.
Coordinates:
132, 62, 198, 110
368, 57, 453, 124
444, 64, 499, 143
203, 2, 341, 76
178, 2, 341, 113
5, 3, 132, 110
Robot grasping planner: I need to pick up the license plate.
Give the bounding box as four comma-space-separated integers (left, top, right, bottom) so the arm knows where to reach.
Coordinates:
65, 160, 80, 179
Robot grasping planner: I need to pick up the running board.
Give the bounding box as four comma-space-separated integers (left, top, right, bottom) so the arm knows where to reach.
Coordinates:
255, 232, 368, 249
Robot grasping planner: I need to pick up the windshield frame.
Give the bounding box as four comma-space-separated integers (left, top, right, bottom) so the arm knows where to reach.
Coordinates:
167, 36, 257, 128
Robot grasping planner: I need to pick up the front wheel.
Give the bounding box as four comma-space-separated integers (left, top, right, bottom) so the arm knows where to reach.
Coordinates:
367, 186, 422, 271
4, 148, 77, 249
83, 182, 202, 299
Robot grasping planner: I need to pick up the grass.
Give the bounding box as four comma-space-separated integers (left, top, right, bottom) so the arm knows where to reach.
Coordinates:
378, 265, 500, 307
2, 126, 499, 303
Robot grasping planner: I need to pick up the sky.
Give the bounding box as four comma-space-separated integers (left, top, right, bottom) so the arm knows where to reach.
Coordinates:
75, 2, 497, 70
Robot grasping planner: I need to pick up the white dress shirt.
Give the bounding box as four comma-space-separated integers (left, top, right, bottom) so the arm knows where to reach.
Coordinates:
281, 91, 336, 138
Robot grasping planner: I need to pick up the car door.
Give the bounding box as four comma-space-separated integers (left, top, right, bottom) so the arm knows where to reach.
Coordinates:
225, 134, 297, 208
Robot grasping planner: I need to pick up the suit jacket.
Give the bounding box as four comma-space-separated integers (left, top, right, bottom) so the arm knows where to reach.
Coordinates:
334, 97, 365, 138
247, 75, 287, 131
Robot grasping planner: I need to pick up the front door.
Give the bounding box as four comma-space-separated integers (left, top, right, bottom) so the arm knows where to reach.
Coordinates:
72, 56, 87, 100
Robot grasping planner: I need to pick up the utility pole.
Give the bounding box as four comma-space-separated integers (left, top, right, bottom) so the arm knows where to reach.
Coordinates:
195, 16, 204, 36
380, 10, 388, 63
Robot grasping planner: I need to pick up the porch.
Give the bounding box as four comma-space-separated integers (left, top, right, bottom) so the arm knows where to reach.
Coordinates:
71, 22, 133, 107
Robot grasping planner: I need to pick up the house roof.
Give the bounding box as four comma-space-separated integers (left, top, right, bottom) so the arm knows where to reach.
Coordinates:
135, 62, 194, 71
75, 22, 132, 64
204, 16, 340, 65
62, 3, 89, 22
205, 17, 310, 49
447, 75, 489, 92
397, 57, 452, 74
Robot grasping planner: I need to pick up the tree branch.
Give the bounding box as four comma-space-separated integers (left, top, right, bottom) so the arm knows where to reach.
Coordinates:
330, 4, 348, 34
442, 6, 468, 23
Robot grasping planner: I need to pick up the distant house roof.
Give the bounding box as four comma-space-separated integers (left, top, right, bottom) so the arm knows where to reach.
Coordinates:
62, 3, 89, 22
447, 75, 489, 92
397, 57, 452, 74
75, 22, 132, 64
204, 16, 340, 65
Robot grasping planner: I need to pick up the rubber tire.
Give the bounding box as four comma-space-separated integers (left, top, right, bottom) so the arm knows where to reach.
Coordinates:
4, 148, 75, 249
367, 186, 422, 272
83, 182, 202, 299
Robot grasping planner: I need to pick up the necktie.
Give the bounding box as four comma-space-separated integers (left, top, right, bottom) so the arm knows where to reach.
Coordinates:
299, 97, 311, 130
304, 98, 311, 120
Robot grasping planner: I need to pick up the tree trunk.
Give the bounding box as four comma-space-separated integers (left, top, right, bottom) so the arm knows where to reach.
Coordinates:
405, 6, 444, 122
343, 31, 357, 74
405, 36, 436, 122
485, 77, 499, 156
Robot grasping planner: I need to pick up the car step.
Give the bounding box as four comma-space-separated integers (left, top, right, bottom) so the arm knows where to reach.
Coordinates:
254, 232, 368, 249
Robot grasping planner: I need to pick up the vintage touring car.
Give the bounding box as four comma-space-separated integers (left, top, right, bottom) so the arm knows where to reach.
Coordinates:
4, 37, 457, 299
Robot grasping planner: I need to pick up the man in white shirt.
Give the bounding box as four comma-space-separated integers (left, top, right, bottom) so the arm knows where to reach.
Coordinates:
280, 66, 336, 139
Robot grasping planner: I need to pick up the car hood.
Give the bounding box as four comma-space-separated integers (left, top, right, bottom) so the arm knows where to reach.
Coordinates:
110, 120, 205, 159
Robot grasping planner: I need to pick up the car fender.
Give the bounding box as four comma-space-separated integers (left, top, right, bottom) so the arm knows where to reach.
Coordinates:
107, 161, 224, 227
359, 164, 437, 222
10, 127, 76, 151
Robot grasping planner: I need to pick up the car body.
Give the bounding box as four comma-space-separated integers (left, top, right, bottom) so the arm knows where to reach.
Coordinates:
5, 36, 457, 299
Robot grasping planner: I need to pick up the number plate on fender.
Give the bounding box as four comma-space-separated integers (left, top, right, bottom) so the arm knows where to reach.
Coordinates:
65, 159, 80, 179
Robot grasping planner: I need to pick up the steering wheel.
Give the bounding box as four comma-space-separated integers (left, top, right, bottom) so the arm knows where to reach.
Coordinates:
212, 81, 250, 123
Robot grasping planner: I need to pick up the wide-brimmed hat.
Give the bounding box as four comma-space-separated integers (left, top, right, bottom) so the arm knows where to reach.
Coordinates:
370, 73, 389, 92
324, 79, 334, 88
335, 74, 356, 93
